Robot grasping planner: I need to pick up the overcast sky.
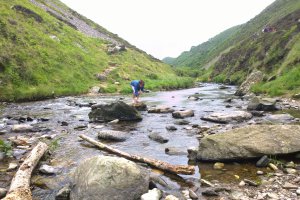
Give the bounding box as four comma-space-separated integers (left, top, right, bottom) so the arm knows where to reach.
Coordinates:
60, 0, 275, 59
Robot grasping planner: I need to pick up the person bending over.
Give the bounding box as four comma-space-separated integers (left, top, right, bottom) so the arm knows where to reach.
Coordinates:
130, 80, 145, 104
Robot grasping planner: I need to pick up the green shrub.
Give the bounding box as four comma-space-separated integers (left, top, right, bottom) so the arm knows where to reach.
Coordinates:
0, 140, 12, 157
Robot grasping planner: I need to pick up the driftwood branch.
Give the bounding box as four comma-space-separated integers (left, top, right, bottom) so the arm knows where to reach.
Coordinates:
79, 134, 195, 175
4, 142, 48, 200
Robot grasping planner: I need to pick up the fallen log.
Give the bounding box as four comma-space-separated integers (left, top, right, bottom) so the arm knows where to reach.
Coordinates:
4, 142, 48, 200
79, 134, 195, 175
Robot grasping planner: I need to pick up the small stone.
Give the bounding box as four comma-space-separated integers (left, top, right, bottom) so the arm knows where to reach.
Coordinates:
0, 130, 7, 135
7, 163, 18, 171
201, 179, 214, 187
268, 163, 278, 171
257, 170, 264, 175
108, 119, 119, 124
285, 161, 295, 168
165, 195, 179, 200
282, 182, 298, 189
239, 181, 246, 187
256, 155, 270, 167
234, 175, 240, 179
166, 125, 177, 131
285, 168, 297, 174
0, 188, 7, 199
141, 188, 162, 200
267, 193, 279, 199
188, 189, 198, 199
296, 189, 300, 195
55, 184, 71, 200
13, 149, 27, 159
39, 164, 58, 175
202, 188, 219, 196
213, 162, 225, 170
181, 190, 190, 199
244, 179, 258, 186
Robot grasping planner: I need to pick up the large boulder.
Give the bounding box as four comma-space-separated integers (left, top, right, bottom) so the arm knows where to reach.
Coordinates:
235, 71, 264, 96
200, 111, 252, 124
70, 156, 149, 200
196, 125, 300, 161
247, 97, 279, 111
89, 101, 142, 122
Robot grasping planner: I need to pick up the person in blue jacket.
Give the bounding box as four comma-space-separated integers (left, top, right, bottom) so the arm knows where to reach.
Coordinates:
130, 80, 145, 104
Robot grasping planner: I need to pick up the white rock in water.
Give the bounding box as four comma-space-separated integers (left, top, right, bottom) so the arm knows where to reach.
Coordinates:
39, 164, 58, 175
141, 188, 162, 200
165, 195, 179, 200
11, 124, 33, 132
7, 163, 18, 171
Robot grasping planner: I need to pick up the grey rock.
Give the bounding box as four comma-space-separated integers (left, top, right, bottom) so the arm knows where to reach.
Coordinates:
148, 106, 174, 113
39, 164, 58, 175
264, 113, 294, 124
98, 130, 129, 141
247, 97, 278, 111
13, 149, 27, 159
202, 188, 219, 196
0, 188, 7, 199
174, 119, 190, 125
166, 125, 177, 131
165, 147, 187, 155
132, 102, 147, 111
55, 184, 71, 200
89, 101, 142, 122
148, 132, 168, 143
201, 111, 252, 124
244, 179, 258, 186
172, 110, 194, 119
196, 125, 300, 161
11, 124, 34, 132
256, 155, 270, 167
0, 129, 7, 135
70, 156, 149, 200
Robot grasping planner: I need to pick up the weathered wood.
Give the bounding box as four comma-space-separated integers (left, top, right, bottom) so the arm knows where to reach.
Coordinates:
4, 142, 48, 200
79, 134, 195, 175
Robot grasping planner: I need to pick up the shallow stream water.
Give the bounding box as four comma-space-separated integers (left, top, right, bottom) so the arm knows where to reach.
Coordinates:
0, 83, 298, 199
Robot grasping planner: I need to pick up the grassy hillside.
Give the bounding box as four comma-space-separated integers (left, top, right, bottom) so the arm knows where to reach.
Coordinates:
0, 0, 192, 102
163, 25, 241, 68
167, 0, 300, 96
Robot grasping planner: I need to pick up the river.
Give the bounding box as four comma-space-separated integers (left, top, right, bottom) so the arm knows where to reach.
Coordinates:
0, 83, 297, 199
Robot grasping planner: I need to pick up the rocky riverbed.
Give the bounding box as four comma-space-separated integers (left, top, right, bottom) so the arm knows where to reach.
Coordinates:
0, 83, 299, 200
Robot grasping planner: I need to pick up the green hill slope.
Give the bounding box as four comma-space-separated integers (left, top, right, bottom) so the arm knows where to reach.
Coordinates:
166, 0, 300, 96
163, 25, 241, 68
0, 0, 192, 102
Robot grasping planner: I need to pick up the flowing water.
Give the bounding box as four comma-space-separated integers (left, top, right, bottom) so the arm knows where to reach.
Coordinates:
0, 83, 295, 199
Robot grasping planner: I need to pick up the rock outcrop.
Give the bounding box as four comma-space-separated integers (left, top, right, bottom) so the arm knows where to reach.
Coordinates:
196, 125, 300, 161
235, 71, 264, 96
70, 156, 149, 200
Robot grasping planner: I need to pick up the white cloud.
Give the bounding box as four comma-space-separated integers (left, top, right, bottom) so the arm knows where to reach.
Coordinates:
60, 0, 275, 59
